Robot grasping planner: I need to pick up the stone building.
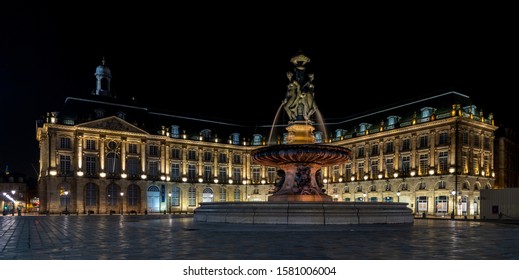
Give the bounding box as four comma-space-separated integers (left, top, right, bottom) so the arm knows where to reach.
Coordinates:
36, 56, 497, 217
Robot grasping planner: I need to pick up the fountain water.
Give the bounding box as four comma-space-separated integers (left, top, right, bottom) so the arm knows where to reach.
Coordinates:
194, 52, 413, 224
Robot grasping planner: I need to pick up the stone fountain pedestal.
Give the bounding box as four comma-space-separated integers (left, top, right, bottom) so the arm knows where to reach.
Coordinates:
194, 201, 414, 225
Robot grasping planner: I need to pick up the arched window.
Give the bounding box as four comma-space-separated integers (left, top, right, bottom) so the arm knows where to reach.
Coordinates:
171, 186, 181, 206
107, 183, 118, 206
233, 187, 241, 201
188, 186, 196, 206
219, 188, 227, 202
128, 184, 140, 206
202, 187, 214, 202
85, 183, 97, 206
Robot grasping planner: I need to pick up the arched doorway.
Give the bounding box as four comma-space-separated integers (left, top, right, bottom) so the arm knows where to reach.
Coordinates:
202, 187, 214, 202
146, 185, 160, 213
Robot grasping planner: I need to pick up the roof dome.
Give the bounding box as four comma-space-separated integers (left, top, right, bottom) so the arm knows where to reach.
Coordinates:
95, 57, 112, 78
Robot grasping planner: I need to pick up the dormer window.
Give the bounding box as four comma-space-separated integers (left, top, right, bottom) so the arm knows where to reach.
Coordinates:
252, 134, 263, 145
116, 111, 126, 120
94, 109, 105, 118
200, 129, 212, 140
314, 131, 323, 143
420, 107, 435, 122
386, 116, 400, 128
231, 133, 240, 145
359, 123, 371, 134
170, 125, 180, 138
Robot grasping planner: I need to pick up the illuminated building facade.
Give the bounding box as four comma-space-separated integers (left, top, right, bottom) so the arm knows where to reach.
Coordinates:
36, 58, 497, 217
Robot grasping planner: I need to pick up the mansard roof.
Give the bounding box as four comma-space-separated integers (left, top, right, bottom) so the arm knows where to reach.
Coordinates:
42, 91, 493, 144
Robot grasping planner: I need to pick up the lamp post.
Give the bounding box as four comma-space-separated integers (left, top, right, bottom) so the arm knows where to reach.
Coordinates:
120, 192, 124, 215
449, 166, 457, 219
64, 191, 69, 215
397, 190, 401, 202
168, 192, 172, 214
242, 179, 248, 201
451, 190, 456, 219
11, 190, 16, 216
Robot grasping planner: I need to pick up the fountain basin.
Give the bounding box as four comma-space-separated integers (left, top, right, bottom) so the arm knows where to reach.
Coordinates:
251, 144, 351, 166
194, 201, 414, 224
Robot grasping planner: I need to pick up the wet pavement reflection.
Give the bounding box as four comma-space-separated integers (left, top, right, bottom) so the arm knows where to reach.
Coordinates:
1, 216, 518, 260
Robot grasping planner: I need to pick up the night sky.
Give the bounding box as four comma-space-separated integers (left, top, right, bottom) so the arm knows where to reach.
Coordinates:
2, 2, 518, 178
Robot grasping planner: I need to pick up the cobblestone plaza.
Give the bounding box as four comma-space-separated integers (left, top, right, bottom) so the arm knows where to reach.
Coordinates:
1, 215, 518, 260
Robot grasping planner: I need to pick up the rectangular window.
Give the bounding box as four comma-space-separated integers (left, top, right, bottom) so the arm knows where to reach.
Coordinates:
60, 155, 72, 175
435, 196, 448, 214
419, 154, 429, 175
357, 146, 365, 158
188, 150, 197, 161
85, 185, 97, 206
267, 167, 276, 183
219, 166, 227, 182
171, 148, 181, 159
371, 160, 378, 178
128, 186, 139, 206
417, 196, 427, 212
386, 142, 394, 153
60, 137, 71, 149
357, 162, 365, 179
233, 167, 242, 182
233, 188, 241, 201
204, 165, 212, 181
149, 161, 159, 177
439, 151, 448, 174
219, 153, 227, 163
473, 135, 480, 148
484, 137, 490, 150
385, 158, 394, 176
252, 167, 261, 183
419, 135, 428, 149
128, 143, 138, 154
233, 154, 241, 164
203, 151, 212, 162
188, 187, 196, 206
86, 156, 97, 176
462, 132, 469, 145
127, 158, 139, 177
149, 145, 159, 157
439, 132, 449, 145
333, 165, 340, 181
344, 164, 352, 181
371, 144, 379, 156
219, 188, 226, 202
170, 163, 180, 181
86, 139, 96, 150
401, 156, 410, 176
188, 164, 197, 180
401, 139, 411, 151
171, 187, 180, 206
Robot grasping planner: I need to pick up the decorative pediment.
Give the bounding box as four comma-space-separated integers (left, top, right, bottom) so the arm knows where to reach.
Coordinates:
77, 116, 148, 134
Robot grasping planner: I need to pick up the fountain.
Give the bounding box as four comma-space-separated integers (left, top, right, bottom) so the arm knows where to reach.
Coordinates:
194, 52, 413, 224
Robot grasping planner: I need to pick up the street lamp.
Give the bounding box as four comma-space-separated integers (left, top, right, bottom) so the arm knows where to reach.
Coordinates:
11, 190, 16, 216
396, 190, 401, 202
242, 179, 248, 201
64, 191, 69, 215
168, 192, 172, 214
120, 192, 124, 215
451, 190, 456, 219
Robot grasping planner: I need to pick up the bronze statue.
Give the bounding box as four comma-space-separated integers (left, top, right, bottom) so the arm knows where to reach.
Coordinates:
283, 53, 317, 122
